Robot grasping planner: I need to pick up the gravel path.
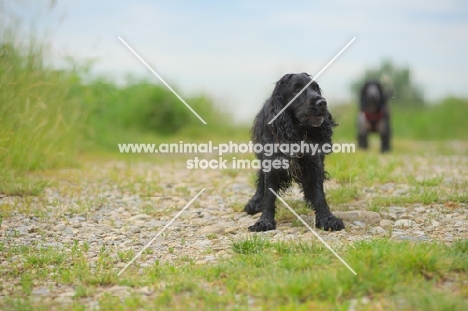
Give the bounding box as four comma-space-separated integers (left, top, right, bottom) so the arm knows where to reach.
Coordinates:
1, 155, 467, 303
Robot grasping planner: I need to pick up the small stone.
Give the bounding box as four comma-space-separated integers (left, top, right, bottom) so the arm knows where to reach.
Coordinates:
388, 213, 398, 220
300, 215, 315, 225
394, 219, 413, 227
393, 189, 408, 196
370, 226, 388, 235
54, 296, 73, 304
353, 221, 366, 227
129, 214, 152, 222
196, 240, 212, 248
232, 184, 250, 192
381, 183, 394, 191
414, 207, 426, 213
137, 286, 153, 296
197, 224, 225, 235
42, 242, 63, 248
15, 226, 29, 235
379, 219, 395, 227
108, 285, 132, 297
388, 206, 407, 214
62, 228, 74, 236
444, 233, 454, 242
204, 255, 216, 262
416, 236, 430, 241
58, 291, 75, 297
440, 218, 452, 225
391, 229, 406, 237
28, 225, 38, 233
225, 227, 239, 234
32, 287, 50, 296
333, 211, 381, 225
130, 226, 141, 234
74, 216, 86, 222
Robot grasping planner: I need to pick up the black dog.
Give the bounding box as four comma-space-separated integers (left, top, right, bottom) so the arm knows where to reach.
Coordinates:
357, 80, 391, 152
244, 73, 344, 232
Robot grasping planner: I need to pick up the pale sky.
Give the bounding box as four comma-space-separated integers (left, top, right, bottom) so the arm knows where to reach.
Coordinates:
5, 0, 468, 122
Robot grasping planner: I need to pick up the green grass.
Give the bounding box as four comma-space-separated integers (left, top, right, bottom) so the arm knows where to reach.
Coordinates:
1, 238, 467, 310
0, 28, 83, 196
0, 171, 49, 196
0, 40, 82, 173
327, 184, 359, 205
275, 200, 311, 224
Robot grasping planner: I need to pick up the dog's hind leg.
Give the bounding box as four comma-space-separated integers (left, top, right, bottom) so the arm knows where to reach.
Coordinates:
380, 116, 391, 153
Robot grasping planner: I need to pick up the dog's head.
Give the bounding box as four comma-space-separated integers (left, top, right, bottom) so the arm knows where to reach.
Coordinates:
361, 81, 384, 113
253, 72, 335, 146
272, 72, 328, 127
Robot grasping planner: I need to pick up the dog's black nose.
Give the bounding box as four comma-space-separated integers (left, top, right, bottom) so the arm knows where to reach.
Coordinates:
316, 99, 327, 107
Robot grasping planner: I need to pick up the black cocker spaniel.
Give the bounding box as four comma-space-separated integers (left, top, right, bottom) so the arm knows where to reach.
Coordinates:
244, 72, 344, 232
357, 80, 392, 152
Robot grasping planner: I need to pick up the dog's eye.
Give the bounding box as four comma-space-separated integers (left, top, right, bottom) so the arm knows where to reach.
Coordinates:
293, 86, 302, 94
313, 84, 321, 93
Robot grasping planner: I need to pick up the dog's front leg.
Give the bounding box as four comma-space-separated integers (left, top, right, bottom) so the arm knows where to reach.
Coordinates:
248, 171, 279, 232
301, 159, 344, 231
244, 169, 265, 215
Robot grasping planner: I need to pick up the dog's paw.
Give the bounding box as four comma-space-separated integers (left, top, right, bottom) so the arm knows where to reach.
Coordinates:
244, 200, 263, 215
248, 219, 276, 232
315, 214, 345, 231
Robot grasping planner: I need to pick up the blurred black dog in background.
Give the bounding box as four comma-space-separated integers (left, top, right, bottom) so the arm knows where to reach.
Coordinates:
357, 80, 392, 152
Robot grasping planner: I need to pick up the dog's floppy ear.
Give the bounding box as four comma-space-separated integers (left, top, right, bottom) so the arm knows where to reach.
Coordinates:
320, 111, 337, 145
265, 74, 299, 143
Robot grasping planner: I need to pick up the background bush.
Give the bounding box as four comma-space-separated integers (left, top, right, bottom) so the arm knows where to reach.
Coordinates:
74, 77, 235, 150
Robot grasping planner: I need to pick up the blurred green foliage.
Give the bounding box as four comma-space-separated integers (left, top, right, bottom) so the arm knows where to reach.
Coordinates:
72, 77, 234, 150
0, 38, 82, 173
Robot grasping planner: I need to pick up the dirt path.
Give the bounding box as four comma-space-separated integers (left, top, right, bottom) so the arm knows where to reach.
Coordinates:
1, 155, 467, 304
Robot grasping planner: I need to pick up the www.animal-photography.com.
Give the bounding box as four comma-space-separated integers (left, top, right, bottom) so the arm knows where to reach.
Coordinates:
1, 1, 467, 310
